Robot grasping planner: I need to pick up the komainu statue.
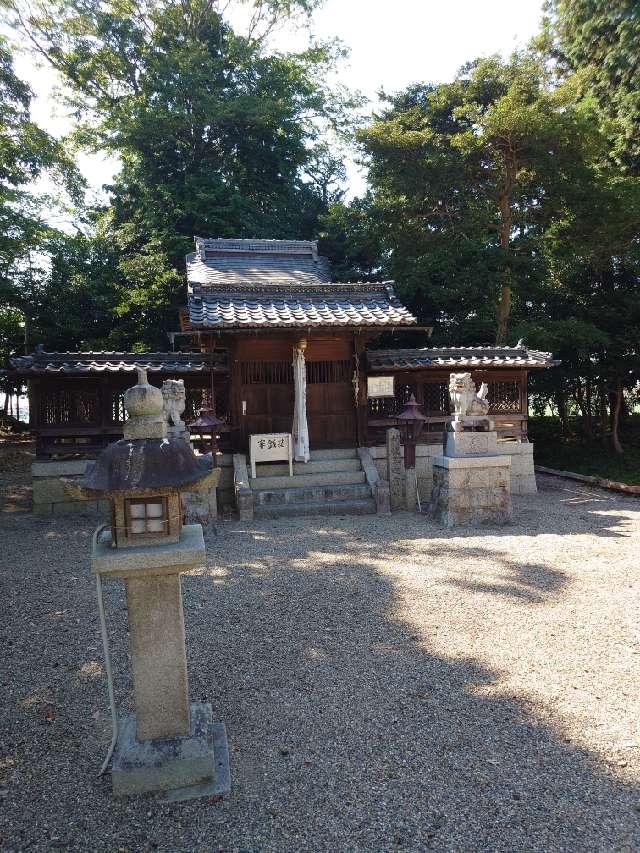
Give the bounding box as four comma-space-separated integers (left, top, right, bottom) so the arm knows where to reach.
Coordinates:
449, 373, 490, 417
162, 379, 186, 431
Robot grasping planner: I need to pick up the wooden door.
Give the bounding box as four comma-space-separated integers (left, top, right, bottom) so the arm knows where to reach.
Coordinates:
306, 358, 356, 447
239, 359, 294, 440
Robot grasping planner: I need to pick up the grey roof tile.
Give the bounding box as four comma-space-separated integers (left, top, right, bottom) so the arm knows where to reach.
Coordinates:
184, 236, 416, 329
9, 351, 227, 375
367, 346, 559, 370
187, 284, 416, 329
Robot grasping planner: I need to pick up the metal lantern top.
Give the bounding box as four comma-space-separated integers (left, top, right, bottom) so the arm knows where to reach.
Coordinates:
396, 394, 428, 428
188, 409, 225, 431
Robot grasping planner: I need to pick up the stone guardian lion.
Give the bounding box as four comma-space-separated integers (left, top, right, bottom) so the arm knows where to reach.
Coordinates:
449, 372, 490, 417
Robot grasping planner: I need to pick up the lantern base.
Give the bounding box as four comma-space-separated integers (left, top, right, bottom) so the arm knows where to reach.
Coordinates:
112, 701, 225, 798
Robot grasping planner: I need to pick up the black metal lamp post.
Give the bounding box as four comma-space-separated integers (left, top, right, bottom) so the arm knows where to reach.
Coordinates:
396, 394, 428, 468
188, 366, 225, 465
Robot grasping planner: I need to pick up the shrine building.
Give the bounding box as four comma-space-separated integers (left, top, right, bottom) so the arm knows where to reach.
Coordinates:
9, 237, 557, 517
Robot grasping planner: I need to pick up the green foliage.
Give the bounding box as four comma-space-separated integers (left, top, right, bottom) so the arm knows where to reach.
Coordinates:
8, 0, 353, 347
546, 0, 640, 173
357, 52, 600, 343
0, 36, 84, 378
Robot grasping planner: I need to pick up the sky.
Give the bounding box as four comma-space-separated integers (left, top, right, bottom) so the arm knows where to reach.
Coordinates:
13, 0, 545, 201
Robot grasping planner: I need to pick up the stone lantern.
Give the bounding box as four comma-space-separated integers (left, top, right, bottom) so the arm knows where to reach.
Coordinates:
65, 369, 224, 798
396, 394, 428, 468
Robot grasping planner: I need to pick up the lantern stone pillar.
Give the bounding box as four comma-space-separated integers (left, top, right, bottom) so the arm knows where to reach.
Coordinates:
66, 370, 226, 799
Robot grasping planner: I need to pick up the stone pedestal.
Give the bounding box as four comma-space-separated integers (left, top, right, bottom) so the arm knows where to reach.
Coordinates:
445, 429, 498, 458
429, 455, 512, 528
112, 702, 215, 797
126, 573, 190, 740
91, 524, 221, 796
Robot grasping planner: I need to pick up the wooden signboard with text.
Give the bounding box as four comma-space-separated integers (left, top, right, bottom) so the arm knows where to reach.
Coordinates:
249, 432, 293, 478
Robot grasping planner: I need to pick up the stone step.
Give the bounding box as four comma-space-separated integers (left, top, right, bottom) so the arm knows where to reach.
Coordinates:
308, 448, 358, 461
253, 482, 373, 507
249, 470, 366, 490
254, 497, 376, 520
253, 458, 362, 477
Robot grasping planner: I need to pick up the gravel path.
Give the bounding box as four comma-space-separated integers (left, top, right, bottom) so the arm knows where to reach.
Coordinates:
1, 472, 639, 852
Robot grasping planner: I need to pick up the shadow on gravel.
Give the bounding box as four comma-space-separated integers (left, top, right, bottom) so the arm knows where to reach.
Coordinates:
438, 548, 568, 604
1, 507, 639, 852
183, 526, 639, 851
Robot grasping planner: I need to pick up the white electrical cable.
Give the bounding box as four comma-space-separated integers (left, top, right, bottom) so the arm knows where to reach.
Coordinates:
93, 524, 119, 777
415, 468, 422, 513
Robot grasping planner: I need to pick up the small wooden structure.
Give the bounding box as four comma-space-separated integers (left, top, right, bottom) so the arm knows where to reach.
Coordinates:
365, 347, 555, 446
9, 350, 227, 457
8, 239, 557, 459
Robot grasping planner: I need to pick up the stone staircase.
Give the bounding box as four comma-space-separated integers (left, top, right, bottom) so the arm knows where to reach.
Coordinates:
249, 448, 377, 519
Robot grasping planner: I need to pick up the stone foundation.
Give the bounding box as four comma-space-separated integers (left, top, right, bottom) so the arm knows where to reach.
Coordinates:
371, 439, 537, 507
429, 455, 512, 527
31, 454, 234, 517
32, 460, 108, 517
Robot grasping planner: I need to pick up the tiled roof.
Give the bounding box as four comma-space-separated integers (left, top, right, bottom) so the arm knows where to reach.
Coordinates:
185, 237, 417, 329
187, 239, 331, 288
367, 346, 559, 370
9, 351, 227, 376
187, 283, 416, 329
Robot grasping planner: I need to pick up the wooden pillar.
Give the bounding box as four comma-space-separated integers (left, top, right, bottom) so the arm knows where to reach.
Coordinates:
354, 333, 367, 446
522, 369, 529, 441
228, 339, 243, 449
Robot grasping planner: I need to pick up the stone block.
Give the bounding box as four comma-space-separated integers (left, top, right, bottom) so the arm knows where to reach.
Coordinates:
32, 460, 90, 478
405, 468, 418, 510
445, 429, 498, 458
375, 480, 391, 514
91, 524, 205, 579
386, 428, 405, 511
233, 453, 254, 521
51, 499, 103, 516
183, 488, 217, 526
33, 477, 72, 504
112, 702, 215, 797
33, 501, 53, 516
429, 455, 512, 527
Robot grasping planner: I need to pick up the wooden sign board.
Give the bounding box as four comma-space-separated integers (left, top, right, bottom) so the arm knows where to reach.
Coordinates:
250, 432, 293, 478
367, 376, 395, 398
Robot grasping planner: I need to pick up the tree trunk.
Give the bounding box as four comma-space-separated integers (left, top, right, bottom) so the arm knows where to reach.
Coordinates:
575, 378, 593, 440
611, 383, 624, 455
554, 391, 568, 437
496, 280, 511, 345
495, 160, 515, 344
598, 384, 608, 443
585, 378, 593, 439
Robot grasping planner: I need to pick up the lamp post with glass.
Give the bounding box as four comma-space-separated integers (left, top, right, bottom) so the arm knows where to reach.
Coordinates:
396, 394, 428, 510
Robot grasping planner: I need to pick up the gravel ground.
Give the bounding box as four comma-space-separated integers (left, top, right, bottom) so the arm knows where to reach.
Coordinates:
1, 469, 639, 852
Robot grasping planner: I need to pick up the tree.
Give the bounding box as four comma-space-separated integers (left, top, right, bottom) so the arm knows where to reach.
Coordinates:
358, 52, 600, 343
0, 35, 82, 379
545, 0, 640, 173
8, 0, 353, 348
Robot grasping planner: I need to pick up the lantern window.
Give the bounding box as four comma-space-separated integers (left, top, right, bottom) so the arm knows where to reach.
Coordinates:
125, 497, 169, 536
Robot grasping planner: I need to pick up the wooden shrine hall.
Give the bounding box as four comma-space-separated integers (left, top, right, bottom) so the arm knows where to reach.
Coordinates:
10, 237, 557, 460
